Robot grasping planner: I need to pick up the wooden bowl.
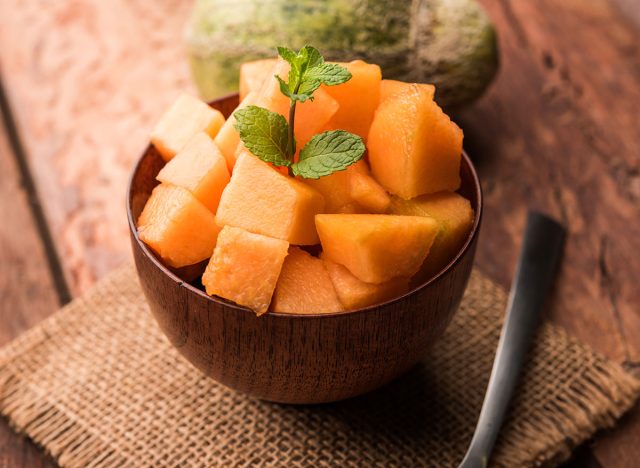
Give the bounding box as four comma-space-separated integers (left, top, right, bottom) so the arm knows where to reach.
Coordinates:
128, 94, 482, 404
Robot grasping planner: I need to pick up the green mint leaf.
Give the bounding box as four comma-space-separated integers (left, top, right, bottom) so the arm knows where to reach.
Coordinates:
306, 62, 352, 86
301, 46, 323, 69
296, 78, 322, 98
233, 105, 292, 167
292, 130, 365, 179
276, 46, 298, 65
276, 75, 313, 103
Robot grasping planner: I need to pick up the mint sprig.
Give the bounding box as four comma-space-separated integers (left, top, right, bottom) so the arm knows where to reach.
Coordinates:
233, 106, 291, 167
292, 130, 366, 179
233, 46, 365, 179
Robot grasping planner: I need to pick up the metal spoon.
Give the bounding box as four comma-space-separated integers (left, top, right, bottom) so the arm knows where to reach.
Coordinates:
459, 211, 566, 468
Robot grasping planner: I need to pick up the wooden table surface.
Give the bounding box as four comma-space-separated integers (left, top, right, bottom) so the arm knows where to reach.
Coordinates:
0, 0, 638, 466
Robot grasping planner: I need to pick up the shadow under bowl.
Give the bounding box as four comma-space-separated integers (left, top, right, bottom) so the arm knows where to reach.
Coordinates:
127, 93, 483, 404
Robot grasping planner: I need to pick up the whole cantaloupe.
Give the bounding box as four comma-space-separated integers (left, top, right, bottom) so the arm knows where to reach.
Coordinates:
186, 0, 498, 110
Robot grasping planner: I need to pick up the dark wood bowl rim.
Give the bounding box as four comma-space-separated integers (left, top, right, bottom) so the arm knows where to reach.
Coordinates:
127, 100, 483, 319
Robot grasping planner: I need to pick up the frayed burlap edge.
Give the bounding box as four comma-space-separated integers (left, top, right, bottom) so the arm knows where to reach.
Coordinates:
0, 266, 637, 467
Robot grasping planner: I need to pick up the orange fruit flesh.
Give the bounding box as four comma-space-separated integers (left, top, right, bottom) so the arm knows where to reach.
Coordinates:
256, 60, 339, 149
216, 151, 325, 245
349, 170, 391, 213
322, 256, 409, 310
302, 159, 389, 214
239, 58, 278, 102
368, 84, 463, 199
214, 91, 259, 170
302, 160, 366, 213
156, 132, 230, 213
202, 226, 289, 315
390, 191, 474, 278
272, 247, 344, 314
321, 60, 382, 141
380, 79, 435, 103
138, 184, 221, 268
151, 93, 225, 161
315, 214, 439, 284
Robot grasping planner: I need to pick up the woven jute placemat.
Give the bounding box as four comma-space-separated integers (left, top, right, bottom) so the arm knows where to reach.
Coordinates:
0, 266, 638, 467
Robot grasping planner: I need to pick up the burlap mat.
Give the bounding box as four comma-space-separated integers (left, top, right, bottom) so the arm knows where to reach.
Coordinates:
0, 266, 637, 467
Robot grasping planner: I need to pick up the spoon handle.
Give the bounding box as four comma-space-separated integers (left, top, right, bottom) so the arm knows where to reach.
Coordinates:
459, 211, 565, 468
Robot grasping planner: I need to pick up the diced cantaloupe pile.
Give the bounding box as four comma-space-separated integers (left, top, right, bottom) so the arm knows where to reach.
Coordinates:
139, 58, 474, 316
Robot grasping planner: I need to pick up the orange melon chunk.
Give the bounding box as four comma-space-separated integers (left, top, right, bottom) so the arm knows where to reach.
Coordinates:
257, 60, 339, 148
214, 91, 259, 170
156, 132, 230, 213
137, 184, 221, 268
368, 84, 463, 198
302, 160, 367, 213
349, 171, 391, 213
390, 192, 474, 277
322, 60, 382, 141
151, 93, 225, 161
216, 151, 325, 245
239, 58, 278, 102
272, 247, 344, 314
202, 226, 288, 315
380, 79, 435, 103
323, 257, 409, 310
316, 214, 439, 284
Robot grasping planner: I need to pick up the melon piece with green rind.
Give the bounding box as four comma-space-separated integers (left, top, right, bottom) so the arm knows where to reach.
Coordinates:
390, 191, 474, 279
185, 0, 498, 109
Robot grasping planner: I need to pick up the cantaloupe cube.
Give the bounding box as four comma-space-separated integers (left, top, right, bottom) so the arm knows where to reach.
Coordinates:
272, 247, 343, 314
368, 84, 463, 198
322, 256, 409, 310
302, 160, 389, 214
216, 151, 325, 245
380, 79, 435, 103
316, 214, 439, 283
151, 93, 225, 161
214, 91, 259, 170
322, 60, 382, 141
390, 192, 474, 277
302, 160, 367, 213
239, 58, 278, 102
257, 60, 339, 148
137, 184, 221, 268
202, 226, 288, 315
349, 171, 391, 213
156, 132, 230, 213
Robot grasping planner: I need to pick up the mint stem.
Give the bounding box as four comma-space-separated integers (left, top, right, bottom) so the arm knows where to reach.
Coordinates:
286, 81, 301, 176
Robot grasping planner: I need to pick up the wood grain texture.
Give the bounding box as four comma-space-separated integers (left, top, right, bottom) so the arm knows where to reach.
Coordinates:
0, 0, 638, 463
0, 0, 194, 294
464, 0, 640, 466
129, 97, 481, 403
0, 109, 58, 468
464, 0, 640, 366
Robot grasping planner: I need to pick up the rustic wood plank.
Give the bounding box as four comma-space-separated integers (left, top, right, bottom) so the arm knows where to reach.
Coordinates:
0, 0, 194, 294
466, 0, 640, 364
0, 0, 638, 466
0, 106, 58, 468
466, 0, 640, 466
